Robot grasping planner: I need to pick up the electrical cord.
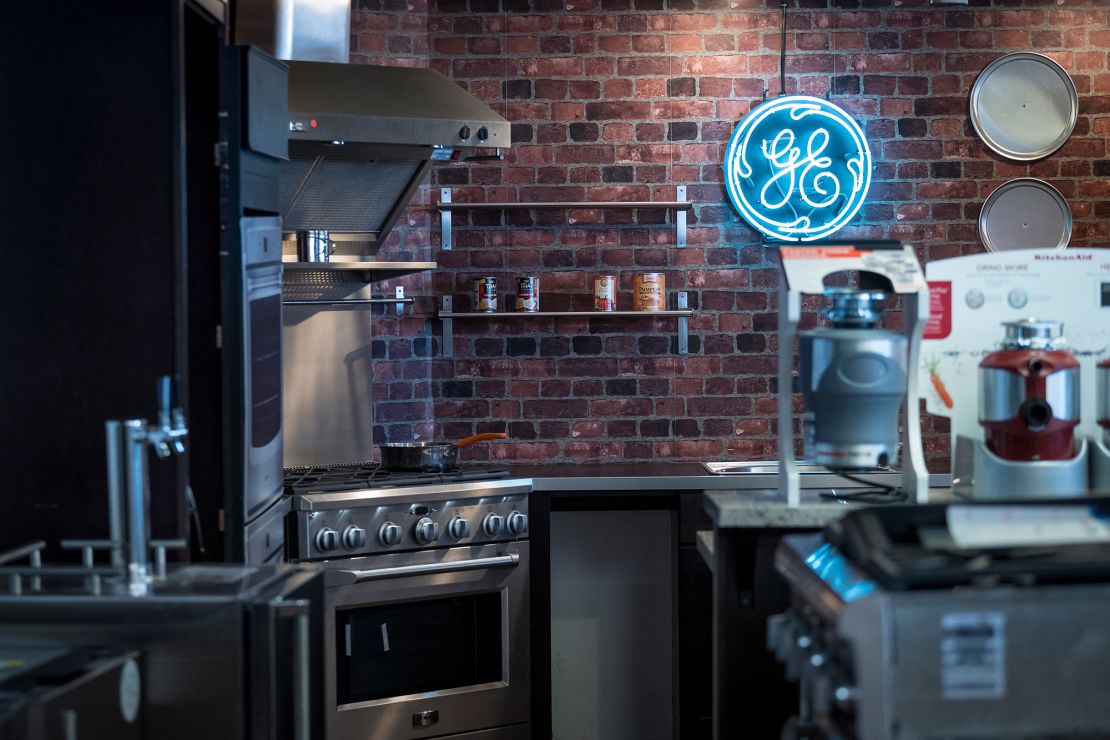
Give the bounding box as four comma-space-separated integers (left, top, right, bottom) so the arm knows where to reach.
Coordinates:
819, 471, 907, 504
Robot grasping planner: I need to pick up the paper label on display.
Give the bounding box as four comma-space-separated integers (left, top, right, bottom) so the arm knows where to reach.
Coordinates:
940, 612, 1006, 701
778, 244, 928, 295
919, 249, 1110, 445
946, 505, 1110, 549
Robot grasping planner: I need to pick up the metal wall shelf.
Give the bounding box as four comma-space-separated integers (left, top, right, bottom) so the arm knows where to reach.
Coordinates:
282, 259, 436, 283
438, 293, 692, 357
437, 186, 690, 249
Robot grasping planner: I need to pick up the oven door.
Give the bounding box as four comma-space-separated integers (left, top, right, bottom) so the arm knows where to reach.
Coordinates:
324, 542, 530, 740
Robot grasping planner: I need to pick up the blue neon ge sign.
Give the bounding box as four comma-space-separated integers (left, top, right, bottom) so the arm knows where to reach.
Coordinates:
723, 95, 871, 242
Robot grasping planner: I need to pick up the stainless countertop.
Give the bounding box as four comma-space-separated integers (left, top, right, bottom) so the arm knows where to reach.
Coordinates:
507, 462, 738, 491
509, 462, 950, 495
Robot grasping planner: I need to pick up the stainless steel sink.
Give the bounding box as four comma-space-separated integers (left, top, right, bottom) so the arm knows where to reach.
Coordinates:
702, 461, 893, 475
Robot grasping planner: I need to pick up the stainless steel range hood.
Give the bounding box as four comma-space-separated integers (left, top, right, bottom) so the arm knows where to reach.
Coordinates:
280, 61, 510, 262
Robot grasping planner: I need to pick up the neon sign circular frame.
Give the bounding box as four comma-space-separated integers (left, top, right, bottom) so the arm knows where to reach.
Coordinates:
723, 95, 872, 243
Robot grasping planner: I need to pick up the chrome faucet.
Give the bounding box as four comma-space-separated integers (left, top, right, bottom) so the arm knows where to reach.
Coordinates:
105, 376, 189, 596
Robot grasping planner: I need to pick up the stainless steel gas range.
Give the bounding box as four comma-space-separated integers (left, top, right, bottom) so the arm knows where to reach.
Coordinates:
284, 464, 532, 740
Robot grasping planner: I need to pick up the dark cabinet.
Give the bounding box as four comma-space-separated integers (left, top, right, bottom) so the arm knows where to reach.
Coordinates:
531, 490, 713, 740
0, 2, 282, 562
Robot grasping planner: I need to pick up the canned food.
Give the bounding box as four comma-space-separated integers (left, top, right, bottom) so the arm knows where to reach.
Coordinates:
633, 273, 666, 311
474, 277, 497, 312
593, 275, 617, 312
515, 275, 540, 312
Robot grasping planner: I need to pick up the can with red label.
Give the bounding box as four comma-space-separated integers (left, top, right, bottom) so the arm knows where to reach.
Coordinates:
515, 276, 540, 312
474, 277, 497, 312
633, 272, 666, 311
593, 275, 617, 311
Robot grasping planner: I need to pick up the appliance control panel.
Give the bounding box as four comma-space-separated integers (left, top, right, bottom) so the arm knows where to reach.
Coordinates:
290, 493, 529, 561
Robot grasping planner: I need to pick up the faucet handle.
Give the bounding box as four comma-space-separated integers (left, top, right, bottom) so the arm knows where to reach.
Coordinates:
157, 375, 175, 429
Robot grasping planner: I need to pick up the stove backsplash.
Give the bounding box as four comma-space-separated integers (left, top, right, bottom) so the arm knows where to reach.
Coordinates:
282, 272, 388, 467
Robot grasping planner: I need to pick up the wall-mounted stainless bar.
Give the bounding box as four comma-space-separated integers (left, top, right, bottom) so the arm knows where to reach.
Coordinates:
441, 295, 454, 356
436, 187, 694, 250
440, 187, 453, 250
438, 294, 694, 358
676, 185, 687, 247
283, 288, 411, 316
677, 291, 689, 354
437, 200, 696, 211
282, 298, 413, 306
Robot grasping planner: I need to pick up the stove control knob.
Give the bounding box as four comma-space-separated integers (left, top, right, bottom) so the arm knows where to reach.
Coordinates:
482, 513, 503, 536
458, 125, 471, 140
378, 522, 402, 547
315, 527, 339, 553
342, 525, 367, 550
414, 517, 441, 545
477, 126, 489, 141
447, 517, 471, 540
507, 511, 528, 536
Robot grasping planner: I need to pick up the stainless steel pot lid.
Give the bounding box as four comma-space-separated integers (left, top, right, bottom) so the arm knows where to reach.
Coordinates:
970, 52, 1077, 161
979, 178, 1071, 252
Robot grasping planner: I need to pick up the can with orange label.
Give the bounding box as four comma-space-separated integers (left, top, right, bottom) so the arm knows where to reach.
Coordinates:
593, 275, 616, 311
633, 273, 665, 311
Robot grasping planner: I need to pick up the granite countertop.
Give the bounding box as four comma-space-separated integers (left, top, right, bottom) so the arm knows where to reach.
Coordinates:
504, 462, 953, 530
705, 486, 954, 529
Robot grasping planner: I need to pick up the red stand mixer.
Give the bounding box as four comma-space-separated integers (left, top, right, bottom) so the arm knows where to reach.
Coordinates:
979, 319, 1080, 462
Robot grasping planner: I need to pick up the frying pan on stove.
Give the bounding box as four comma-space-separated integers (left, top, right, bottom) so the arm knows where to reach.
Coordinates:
379, 433, 508, 472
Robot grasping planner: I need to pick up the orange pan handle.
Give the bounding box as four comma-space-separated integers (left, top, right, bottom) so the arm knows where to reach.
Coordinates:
456, 432, 508, 449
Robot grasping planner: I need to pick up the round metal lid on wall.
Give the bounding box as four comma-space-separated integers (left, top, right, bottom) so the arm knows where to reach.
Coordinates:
978, 178, 1072, 252
970, 53, 1078, 161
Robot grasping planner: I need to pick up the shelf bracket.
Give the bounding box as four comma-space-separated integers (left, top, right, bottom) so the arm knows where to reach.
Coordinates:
441, 295, 454, 357
677, 291, 689, 355
676, 186, 687, 248
394, 286, 406, 316
439, 188, 452, 251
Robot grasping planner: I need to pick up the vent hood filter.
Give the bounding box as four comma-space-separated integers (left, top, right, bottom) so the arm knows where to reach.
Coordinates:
280, 158, 424, 235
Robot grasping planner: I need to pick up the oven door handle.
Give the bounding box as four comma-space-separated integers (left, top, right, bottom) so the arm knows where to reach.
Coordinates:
327, 553, 519, 585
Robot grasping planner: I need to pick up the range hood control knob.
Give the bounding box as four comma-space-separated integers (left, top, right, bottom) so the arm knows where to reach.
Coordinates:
415, 517, 441, 545
315, 527, 339, 553
448, 517, 471, 540
459, 125, 472, 140
482, 513, 503, 536
342, 525, 367, 550
507, 511, 528, 536
379, 522, 402, 547
477, 126, 489, 141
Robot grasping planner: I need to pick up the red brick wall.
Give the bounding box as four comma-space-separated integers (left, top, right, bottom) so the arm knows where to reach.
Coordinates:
356, 0, 1110, 467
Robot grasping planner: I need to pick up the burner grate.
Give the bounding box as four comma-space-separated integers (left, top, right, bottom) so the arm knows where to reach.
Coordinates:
282, 461, 512, 495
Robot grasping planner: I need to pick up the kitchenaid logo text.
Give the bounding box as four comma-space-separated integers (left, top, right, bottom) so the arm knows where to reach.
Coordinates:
1034, 253, 1092, 261
723, 95, 871, 243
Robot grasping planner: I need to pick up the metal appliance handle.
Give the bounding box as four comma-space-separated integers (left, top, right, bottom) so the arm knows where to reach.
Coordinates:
330, 553, 519, 585
291, 605, 311, 740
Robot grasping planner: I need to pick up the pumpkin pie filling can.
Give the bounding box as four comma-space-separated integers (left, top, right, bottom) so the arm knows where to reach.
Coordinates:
633, 272, 665, 311
474, 277, 497, 312
593, 275, 616, 311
